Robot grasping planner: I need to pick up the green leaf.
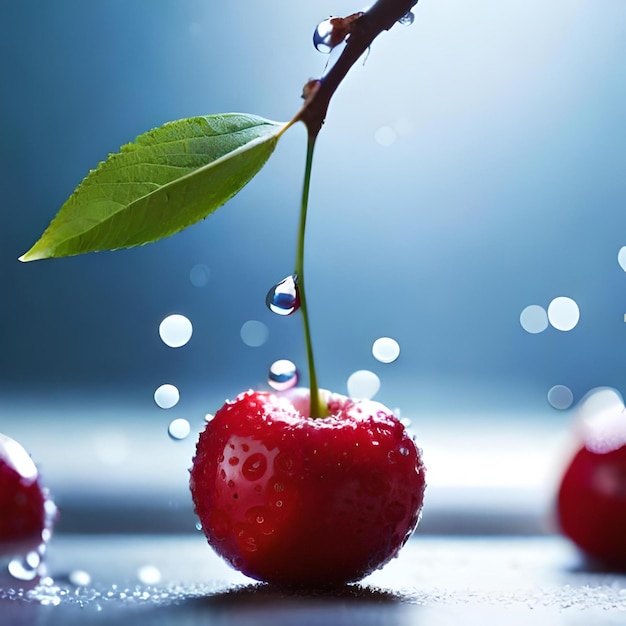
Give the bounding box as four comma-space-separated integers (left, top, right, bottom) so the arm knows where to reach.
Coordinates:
20, 113, 286, 261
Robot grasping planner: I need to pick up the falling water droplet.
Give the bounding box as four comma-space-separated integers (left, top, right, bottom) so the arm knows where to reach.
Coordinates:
154, 384, 180, 409
372, 337, 400, 363
268, 360, 298, 391
313, 18, 334, 53
266, 275, 300, 316
159, 314, 193, 347
398, 11, 415, 26
347, 370, 381, 399
168, 418, 191, 441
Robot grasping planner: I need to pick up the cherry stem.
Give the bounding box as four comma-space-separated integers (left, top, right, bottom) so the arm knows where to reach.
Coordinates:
288, 0, 417, 416
294, 133, 323, 418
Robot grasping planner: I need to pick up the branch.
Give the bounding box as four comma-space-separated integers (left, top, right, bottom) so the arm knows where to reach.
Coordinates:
295, 0, 418, 138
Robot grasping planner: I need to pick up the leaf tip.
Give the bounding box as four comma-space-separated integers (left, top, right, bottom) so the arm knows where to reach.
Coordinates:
18, 246, 47, 263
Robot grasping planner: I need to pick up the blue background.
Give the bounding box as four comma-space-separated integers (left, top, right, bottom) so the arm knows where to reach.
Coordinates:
1, 0, 625, 423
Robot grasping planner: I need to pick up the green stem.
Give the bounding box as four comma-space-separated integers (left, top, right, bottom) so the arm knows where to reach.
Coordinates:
294, 133, 322, 418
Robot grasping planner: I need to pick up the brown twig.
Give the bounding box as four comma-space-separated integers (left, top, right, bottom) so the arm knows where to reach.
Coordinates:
294, 0, 418, 139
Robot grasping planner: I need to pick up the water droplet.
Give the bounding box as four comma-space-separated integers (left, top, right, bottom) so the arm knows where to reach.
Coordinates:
69, 569, 92, 587
618, 247, 626, 272
8, 552, 40, 581
347, 370, 381, 399
372, 337, 400, 363
266, 275, 300, 316
137, 565, 161, 585
399, 446, 410, 456
154, 384, 179, 409
547, 385, 574, 410
195, 521, 203, 531
159, 314, 193, 348
168, 418, 191, 441
204, 413, 214, 422
268, 359, 298, 391
242, 453, 268, 481
520, 305, 548, 334
398, 11, 415, 26
313, 18, 334, 53
547, 296, 580, 331
240, 320, 269, 347
189, 263, 210, 287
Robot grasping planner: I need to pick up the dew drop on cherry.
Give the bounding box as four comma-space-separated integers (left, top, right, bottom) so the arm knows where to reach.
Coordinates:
313, 18, 334, 53
268, 359, 298, 391
398, 11, 415, 26
266, 275, 300, 316
242, 453, 268, 481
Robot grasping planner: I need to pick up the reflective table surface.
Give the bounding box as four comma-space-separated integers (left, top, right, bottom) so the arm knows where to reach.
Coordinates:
2, 534, 626, 625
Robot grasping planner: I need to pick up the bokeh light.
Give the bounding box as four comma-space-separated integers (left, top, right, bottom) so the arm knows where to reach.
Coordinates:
159, 314, 193, 348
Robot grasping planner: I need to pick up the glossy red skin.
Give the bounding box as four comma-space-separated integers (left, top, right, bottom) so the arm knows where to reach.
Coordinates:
190, 389, 426, 587
557, 443, 626, 568
0, 437, 47, 557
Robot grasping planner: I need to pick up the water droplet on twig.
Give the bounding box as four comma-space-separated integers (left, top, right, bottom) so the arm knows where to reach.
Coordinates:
398, 11, 415, 26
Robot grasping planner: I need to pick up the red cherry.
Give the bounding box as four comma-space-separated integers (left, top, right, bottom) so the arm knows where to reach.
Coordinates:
190, 389, 426, 587
0, 434, 53, 558
556, 396, 626, 568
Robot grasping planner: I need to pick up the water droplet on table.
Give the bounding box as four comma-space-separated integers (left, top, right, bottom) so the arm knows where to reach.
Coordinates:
8, 551, 40, 581
68, 569, 92, 587
266, 275, 300, 315
137, 564, 162, 585
168, 418, 191, 441
154, 384, 179, 409
268, 359, 298, 391
159, 314, 193, 347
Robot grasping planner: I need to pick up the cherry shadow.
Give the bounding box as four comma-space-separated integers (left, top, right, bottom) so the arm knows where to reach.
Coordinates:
196, 581, 406, 606
139, 582, 419, 626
